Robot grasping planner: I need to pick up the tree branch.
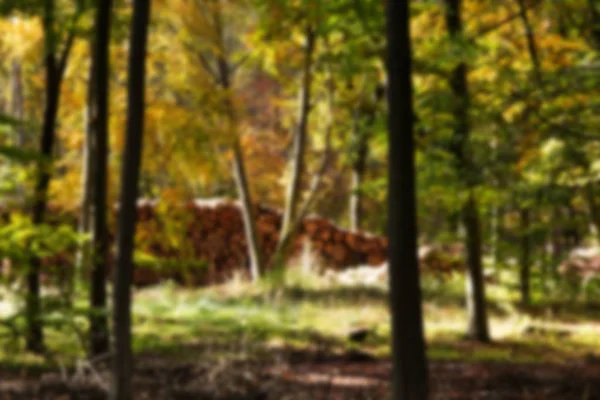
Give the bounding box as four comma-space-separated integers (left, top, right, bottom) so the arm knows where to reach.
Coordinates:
57, 29, 75, 82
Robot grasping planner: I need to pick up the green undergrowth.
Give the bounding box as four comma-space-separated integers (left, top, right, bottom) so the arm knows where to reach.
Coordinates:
1, 267, 599, 375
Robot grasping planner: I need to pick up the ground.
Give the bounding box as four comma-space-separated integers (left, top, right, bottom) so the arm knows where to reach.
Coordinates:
1, 268, 599, 399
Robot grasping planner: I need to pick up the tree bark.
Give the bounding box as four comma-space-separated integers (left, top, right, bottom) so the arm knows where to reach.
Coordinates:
516, 0, 543, 85
520, 207, 531, 306
111, 0, 150, 398
211, 0, 265, 281
447, 211, 460, 236
490, 204, 504, 267
551, 208, 563, 278
444, 0, 490, 343
386, 1, 429, 398
231, 139, 264, 281
515, 0, 543, 306
27, 0, 75, 353
272, 25, 316, 269
76, 55, 95, 279
349, 129, 367, 232
90, 0, 112, 358
10, 58, 26, 201
463, 193, 490, 341
349, 84, 383, 232
588, 0, 600, 48
584, 183, 600, 241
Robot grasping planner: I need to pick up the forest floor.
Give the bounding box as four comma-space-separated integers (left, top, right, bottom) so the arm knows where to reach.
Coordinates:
1, 269, 600, 399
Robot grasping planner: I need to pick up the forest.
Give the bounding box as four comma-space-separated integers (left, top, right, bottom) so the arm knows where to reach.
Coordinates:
0, 0, 599, 399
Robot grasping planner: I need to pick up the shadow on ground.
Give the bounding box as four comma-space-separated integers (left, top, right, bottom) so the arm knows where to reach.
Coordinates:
1, 345, 600, 399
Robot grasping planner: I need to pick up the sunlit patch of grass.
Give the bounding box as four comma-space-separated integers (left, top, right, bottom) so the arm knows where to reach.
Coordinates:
129, 269, 600, 365
2, 266, 600, 372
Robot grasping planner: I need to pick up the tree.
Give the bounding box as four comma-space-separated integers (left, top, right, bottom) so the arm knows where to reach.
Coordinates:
443, 0, 490, 342
212, 0, 266, 281
111, 0, 151, 398
10, 58, 26, 201
76, 57, 95, 286
27, 0, 80, 353
89, 0, 113, 358
170, 0, 266, 281
349, 85, 383, 232
270, 23, 316, 271
386, 1, 429, 399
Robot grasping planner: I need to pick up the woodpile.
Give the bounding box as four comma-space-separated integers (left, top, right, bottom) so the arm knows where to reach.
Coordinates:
0, 198, 466, 287
122, 199, 465, 286
323, 244, 466, 287
559, 247, 600, 281
122, 199, 389, 285
418, 243, 465, 277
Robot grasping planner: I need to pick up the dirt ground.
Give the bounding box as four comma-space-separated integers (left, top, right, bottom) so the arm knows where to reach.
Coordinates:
1, 349, 599, 399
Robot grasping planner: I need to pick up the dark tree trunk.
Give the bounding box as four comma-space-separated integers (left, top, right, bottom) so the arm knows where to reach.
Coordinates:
349, 112, 368, 232
27, 0, 74, 353
447, 211, 460, 236
517, 0, 543, 85
566, 205, 581, 246
90, 0, 112, 358
10, 59, 26, 201
27, 25, 58, 356
589, 0, 600, 48
541, 234, 550, 295
584, 183, 600, 241
111, 0, 150, 398
490, 205, 504, 267
445, 0, 490, 343
386, 1, 429, 399
520, 207, 531, 306
551, 207, 563, 278
349, 85, 383, 232
463, 193, 490, 341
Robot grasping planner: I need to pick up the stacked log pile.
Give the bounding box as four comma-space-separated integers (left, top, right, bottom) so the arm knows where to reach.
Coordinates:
125, 199, 389, 285
0, 198, 466, 286
559, 247, 600, 281
125, 199, 465, 286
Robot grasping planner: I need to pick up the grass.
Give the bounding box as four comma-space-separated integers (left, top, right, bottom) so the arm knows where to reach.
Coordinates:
1, 265, 600, 375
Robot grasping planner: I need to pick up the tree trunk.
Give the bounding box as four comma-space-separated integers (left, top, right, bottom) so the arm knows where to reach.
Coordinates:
589, 0, 600, 48
585, 183, 600, 242
445, 0, 490, 342
447, 211, 460, 236
463, 193, 490, 341
541, 235, 550, 295
272, 25, 315, 269
90, 0, 112, 358
349, 111, 368, 232
231, 139, 264, 281
386, 1, 429, 398
551, 208, 563, 278
520, 207, 531, 306
10, 58, 26, 201
75, 56, 95, 278
349, 84, 383, 233
566, 204, 581, 246
111, 0, 150, 398
516, 0, 543, 85
490, 205, 504, 268
212, 0, 265, 281
0, 80, 6, 114
27, 0, 74, 353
